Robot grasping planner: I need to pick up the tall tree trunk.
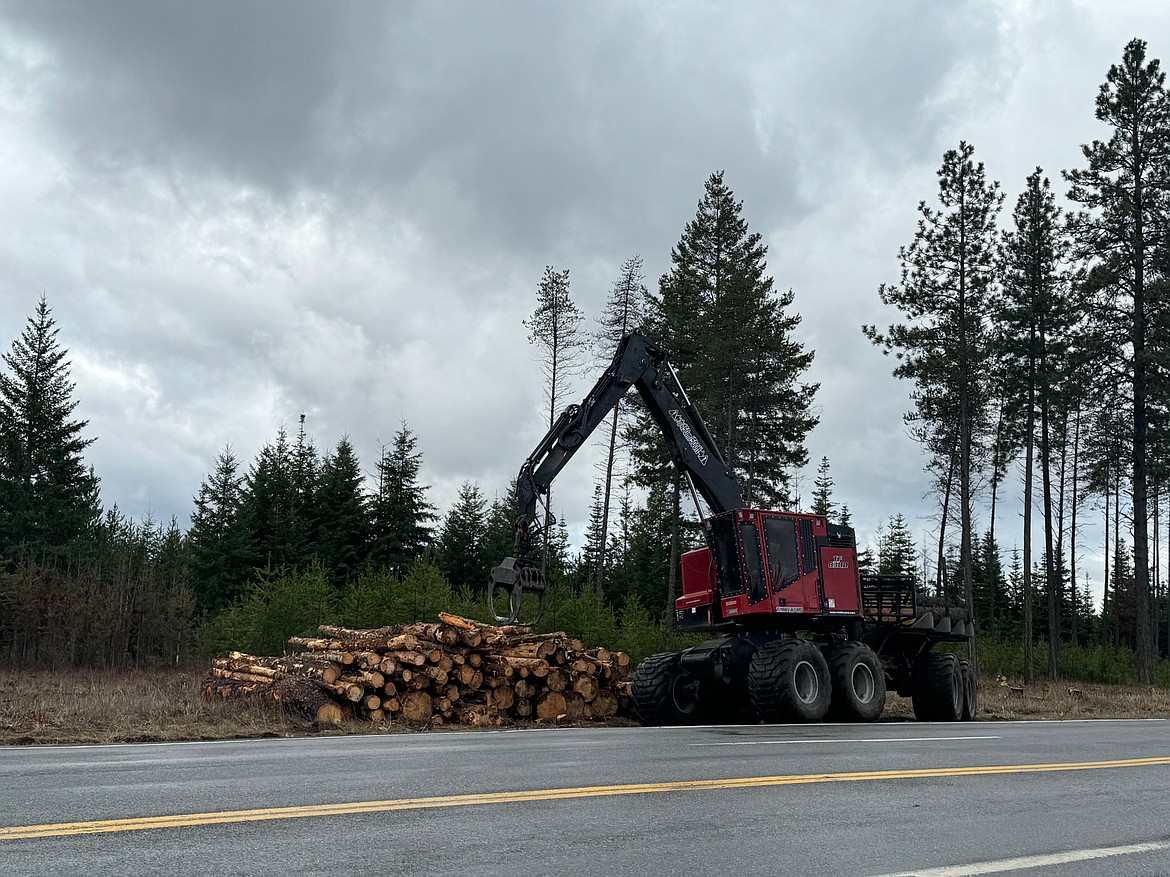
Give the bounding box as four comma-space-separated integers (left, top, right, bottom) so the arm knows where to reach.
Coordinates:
1102, 465, 1110, 645
596, 408, 620, 598
1069, 401, 1081, 645
1040, 375, 1059, 680
1132, 235, 1155, 683
1022, 366, 1037, 684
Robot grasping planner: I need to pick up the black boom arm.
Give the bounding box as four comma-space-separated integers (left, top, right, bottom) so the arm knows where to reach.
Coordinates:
511, 329, 743, 561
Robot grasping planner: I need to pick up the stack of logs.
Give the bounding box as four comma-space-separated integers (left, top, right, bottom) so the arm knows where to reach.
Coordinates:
202, 613, 633, 727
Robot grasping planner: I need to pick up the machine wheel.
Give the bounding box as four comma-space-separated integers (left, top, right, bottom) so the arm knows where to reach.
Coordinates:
748, 638, 831, 724
959, 660, 977, 721
911, 652, 963, 722
825, 642, 886, 722
631, 652, 695, 725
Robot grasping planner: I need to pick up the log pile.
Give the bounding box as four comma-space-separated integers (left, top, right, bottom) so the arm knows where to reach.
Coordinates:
202, 613, 634, 727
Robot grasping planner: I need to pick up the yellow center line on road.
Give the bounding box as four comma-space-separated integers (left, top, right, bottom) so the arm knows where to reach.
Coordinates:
4, 756, 1169, 841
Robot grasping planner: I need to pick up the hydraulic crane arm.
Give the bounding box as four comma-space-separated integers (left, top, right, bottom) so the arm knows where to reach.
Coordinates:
489, 328, 743, 623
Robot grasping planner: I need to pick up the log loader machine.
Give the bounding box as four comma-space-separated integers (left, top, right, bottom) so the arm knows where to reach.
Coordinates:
489, 329, 976, 724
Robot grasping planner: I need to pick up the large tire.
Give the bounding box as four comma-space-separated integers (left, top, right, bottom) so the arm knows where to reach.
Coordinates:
959, 660, 977, 721
631, 652, 697, 725
911, 652, 963, 722
826, 642, 886, 722
748, 639, 831, 723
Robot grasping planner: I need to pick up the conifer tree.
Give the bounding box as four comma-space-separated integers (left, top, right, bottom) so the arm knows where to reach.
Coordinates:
877, 514, 917, 579
483, 484, 520, 574
650, 171, 817, 507
998, 168, 1077, 680
312, 437, 370, 586
238, 427, 301, 571
629, 171, 818, 604
435, 481, 488, 590
188, 446, 251, 611
525, 266, 586, 574
592, 256, 647, 597
0, 297, 100, 564
810, 456, 835, 517
865, 142, 1004, 621
1064, 38, 1170, 683
369, 422, 435, 577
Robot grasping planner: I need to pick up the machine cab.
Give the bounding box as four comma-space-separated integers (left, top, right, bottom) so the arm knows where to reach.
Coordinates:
675, 509, 862, 630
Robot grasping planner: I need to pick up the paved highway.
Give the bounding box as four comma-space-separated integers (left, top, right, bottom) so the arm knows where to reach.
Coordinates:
2, 719, 1168, 876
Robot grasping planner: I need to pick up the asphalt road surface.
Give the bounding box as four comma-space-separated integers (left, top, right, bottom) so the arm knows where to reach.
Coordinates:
2, 719, 1169, 877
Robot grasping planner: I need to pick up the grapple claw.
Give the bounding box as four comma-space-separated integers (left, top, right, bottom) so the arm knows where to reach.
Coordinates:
488, 557, 546, 625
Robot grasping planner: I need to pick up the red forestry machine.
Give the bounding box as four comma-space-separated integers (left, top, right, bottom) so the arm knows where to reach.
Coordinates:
489, 329, 976, 724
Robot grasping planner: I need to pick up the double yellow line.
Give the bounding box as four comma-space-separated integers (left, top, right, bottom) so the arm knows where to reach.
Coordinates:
4, 756, 1168, 841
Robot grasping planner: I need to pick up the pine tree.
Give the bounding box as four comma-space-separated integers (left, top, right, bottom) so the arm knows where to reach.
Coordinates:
864, 141, 1004, 622
810, 456, 834, 517
1064, 38, 1170, 682
0, 297, 101, 564
312, 437, 370, 586
369, 421, 435, 577
188, 447, 251, 611
525, 266, 586, 575
998, 168, 1078, 680
592, 255, 647, 597
435, 481, 488, 591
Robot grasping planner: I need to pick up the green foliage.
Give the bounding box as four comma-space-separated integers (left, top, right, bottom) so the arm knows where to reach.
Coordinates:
188, 446, 251, 612
637, 170, 818, 508
810, 456, 834, 517
369, 422, 436, 577
0, 296, 101, 565
435, 481, 489, 591
865, 141, 1004, 618
198, 564, 336, 658
876, 513, 917, 579
975, 635, 1169, 687
312, 437, 371, 587
0, 512, 196, 669
534, 584, 695, 663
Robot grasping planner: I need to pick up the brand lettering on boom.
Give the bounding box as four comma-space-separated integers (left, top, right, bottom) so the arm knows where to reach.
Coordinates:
670, 409, 709, 466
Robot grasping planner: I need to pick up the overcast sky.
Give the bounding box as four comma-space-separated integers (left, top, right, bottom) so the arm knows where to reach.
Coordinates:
0, 1, 1166, 595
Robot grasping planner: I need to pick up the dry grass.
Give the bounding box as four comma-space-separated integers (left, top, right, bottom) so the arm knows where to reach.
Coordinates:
883, 676, 1170, 722
1, 669, 1167, 745
0, 669, 317, 745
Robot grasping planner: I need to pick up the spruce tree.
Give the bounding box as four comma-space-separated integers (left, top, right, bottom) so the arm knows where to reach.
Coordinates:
628, 171, 818, 606
237, 427, 301, 572
435, 481, 488, 591
0, 297, 101, 564
810, 456, 835, 517
188, 447, 251, 611
864, 141, 1004, 621
652, 171, 817, 507
369, 421, 435, 577
877, 514, 917, 579
312, 437, 370, 586
1064, 38, 1170, 682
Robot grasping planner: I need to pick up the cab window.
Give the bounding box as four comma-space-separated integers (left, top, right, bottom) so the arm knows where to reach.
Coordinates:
763, 517, 799, 590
